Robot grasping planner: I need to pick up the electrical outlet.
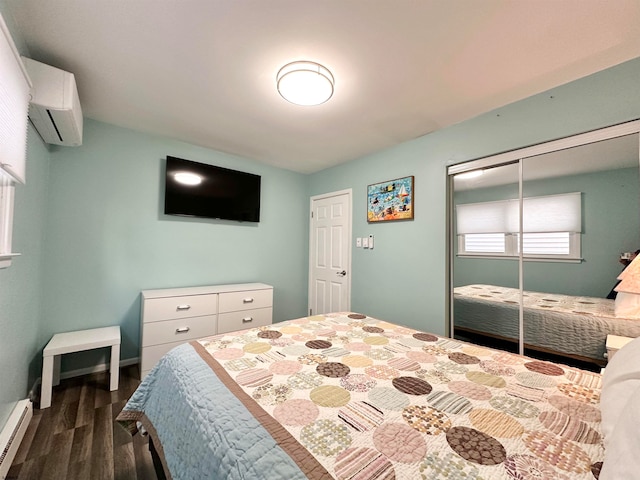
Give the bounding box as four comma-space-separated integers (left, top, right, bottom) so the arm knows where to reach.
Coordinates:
362, 237, 369, 248
356, 237, 362, 247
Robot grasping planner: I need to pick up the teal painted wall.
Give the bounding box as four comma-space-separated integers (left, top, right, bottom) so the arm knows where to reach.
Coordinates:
0, 125, 50, 428
453, 167, 640, 297
309, 57, 640, 336
40, 119, 310, 371
0, 0, 50, 429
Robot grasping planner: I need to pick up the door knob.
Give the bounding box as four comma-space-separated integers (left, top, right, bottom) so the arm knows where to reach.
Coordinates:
337, 270, 347, 277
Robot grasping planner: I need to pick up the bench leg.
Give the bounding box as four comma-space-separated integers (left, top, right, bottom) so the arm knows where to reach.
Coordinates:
41, 355, 54, 409
110, 343, 120, 391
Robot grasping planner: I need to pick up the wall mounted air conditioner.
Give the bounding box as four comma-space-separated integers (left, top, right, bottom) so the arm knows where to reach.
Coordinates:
21, 57, 83, 146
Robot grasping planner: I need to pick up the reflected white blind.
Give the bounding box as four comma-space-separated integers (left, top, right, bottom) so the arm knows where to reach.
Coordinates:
509, 192, 581, 233
455, 200, 510, 234
457, 192, 581, 234
0, 12, 32, 185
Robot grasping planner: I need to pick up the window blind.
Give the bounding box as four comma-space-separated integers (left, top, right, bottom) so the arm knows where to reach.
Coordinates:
0, 12, 32, 185
456, 192, 581, 234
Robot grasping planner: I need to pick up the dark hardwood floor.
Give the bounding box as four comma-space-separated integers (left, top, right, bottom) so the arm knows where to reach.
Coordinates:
7, 365, 156, 480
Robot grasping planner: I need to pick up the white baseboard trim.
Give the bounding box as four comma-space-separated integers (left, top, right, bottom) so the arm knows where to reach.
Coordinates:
29, 357, 139, 400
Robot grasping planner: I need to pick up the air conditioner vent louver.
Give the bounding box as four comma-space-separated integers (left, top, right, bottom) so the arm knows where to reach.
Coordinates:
21, 57, 83, 146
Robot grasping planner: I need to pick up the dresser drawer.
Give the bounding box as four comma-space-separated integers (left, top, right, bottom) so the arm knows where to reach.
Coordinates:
219, 289, 272, 313
142, 314, 217, 347
218, 307, 272, 334
143, 294, 218, 323
141, 340, 190, 372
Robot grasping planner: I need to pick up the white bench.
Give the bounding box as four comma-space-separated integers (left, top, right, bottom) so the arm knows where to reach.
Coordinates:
41, 326, 121, 409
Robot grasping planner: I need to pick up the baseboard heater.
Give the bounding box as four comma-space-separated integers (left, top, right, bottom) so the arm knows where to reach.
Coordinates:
0, 399, 32, 479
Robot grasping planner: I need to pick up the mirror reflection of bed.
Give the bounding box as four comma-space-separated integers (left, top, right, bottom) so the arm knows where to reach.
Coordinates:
451, 131, 640, 371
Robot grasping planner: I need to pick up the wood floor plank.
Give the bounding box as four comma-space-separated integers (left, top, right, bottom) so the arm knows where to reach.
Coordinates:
40, 429, 74, 480
133, 434, 156, 480
69, 422, 93, 465
75, 381, 96, 428
94, 373, 113, 409
55, 398, 80, 433
90, 403, 115, 480
11, 411, 42, 465
6, 462, 21, 479
67, 458, 91, 479
114, 442, 137, 480
17, 455, 47, 480
25, 403, 59, 461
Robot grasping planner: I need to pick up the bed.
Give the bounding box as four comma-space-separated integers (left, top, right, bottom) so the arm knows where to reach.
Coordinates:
117, 311, 612, 480
453, 284, 640, 366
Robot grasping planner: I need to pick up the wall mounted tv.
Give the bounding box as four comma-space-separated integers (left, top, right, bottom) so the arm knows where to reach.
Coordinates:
164, 156, 261, 222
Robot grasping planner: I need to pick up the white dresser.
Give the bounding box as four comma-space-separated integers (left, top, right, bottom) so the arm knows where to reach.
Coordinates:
140, 283, 273, 378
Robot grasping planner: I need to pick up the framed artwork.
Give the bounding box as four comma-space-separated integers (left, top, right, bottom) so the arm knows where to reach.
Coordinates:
367, 175, 414, 223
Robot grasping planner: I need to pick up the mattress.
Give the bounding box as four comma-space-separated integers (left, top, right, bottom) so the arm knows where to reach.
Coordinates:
117, 312, 605, 479
454, 284, 640, 363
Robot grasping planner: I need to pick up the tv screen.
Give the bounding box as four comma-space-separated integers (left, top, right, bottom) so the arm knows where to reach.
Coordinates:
164, 156, 261, 222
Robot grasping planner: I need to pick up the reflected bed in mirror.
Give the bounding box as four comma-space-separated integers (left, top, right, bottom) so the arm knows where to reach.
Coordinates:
453, 284, 640, 368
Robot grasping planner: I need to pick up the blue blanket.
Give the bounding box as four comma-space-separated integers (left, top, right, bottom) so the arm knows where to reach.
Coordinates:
117, 343, 317, 480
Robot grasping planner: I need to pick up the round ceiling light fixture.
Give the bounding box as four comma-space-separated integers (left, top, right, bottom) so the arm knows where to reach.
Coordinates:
277, 61, 334, 106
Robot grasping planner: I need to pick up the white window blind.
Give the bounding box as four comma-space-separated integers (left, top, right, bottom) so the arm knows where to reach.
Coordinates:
0, 12, 32, 185
456, 193, 581, 234
508, 193, 581, 233
455, 200, 510, 234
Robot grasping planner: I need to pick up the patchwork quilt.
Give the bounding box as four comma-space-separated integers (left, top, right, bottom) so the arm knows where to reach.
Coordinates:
117, 312, 605, 479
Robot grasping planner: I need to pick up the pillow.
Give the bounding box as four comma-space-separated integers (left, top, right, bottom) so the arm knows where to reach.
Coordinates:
614, 292, 640, 318
600, 335, 640, 448
600, 383, 640, 479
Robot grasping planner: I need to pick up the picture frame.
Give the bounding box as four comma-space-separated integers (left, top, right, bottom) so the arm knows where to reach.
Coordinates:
367, 175, 414, 223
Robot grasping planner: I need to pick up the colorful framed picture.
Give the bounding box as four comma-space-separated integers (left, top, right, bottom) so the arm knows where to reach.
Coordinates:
367, 175, 414, 223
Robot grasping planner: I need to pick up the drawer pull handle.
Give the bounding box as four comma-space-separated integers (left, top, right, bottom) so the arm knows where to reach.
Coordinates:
176, 305, 191, 311
243, 298, 254, 304
242, 317, 253, 323
176, 327, 191, 333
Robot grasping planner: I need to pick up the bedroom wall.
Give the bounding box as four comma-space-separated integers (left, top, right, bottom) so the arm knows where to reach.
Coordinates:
40, 119, 310, 373
0, 1, 50, 430
452, 167, 640, 297
0, 125, 50, 428
309, 57, 640, 336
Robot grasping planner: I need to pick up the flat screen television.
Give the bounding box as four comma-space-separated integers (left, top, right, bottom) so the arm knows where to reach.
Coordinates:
164, 156, 261, 222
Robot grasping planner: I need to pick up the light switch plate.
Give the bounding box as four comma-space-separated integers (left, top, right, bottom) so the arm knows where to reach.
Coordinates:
356, 238, 362, 247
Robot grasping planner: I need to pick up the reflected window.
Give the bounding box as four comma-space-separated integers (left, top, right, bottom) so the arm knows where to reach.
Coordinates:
456, 193, 581, 260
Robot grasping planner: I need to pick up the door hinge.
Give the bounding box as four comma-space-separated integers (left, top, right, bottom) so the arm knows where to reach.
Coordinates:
309, 308, 312, 316
311, 211, 313, 218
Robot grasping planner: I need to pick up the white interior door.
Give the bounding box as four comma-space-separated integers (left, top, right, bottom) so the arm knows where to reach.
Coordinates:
309, 190, 352, 315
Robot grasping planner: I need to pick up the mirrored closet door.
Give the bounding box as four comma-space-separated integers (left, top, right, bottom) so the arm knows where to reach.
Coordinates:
448, 121, 640, 369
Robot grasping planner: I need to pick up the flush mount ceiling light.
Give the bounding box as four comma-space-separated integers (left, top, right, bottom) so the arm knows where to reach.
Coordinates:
277, 61, 334, 106
174, 172, 202, 186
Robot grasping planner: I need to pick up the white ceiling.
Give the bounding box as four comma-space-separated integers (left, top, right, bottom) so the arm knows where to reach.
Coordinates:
6, 0, 640, 173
